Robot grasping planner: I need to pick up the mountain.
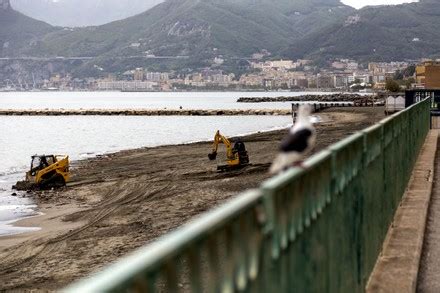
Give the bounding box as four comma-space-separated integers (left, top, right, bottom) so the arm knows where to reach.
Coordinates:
25, 0, 354, 58
0, 0, 56, 57
10, 0, 164, 27
285, 0, 440, 62
4, 0, 440, 79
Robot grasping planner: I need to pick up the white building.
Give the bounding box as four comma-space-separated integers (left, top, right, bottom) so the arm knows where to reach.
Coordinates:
252, 60, 296, 71
97, 81, 158, 91
145, 72, 169, 82
334, 75, 349, 88
346, 62, 359, 71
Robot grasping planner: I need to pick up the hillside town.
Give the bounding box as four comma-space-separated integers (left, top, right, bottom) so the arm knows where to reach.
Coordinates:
2, 57, 438, 92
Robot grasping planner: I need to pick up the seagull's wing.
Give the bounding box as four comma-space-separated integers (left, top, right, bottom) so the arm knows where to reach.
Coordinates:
270, 128, 314, 174
280, 128, 313, 153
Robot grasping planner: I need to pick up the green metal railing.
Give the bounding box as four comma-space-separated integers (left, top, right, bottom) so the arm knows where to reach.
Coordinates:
65, 99, 431, 293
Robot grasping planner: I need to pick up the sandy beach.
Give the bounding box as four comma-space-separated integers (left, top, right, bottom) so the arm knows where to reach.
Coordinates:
0, 107, 385, 291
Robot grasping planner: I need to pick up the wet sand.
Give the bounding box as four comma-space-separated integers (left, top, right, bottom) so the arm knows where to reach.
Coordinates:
0, 107, 385, 291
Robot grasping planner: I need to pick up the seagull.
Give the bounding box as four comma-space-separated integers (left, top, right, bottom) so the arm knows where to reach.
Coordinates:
270, 104, 316, 174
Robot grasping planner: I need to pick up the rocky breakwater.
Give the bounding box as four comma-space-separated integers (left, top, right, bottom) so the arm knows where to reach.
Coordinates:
237, 94, 376, 103
0, 109, 291, 116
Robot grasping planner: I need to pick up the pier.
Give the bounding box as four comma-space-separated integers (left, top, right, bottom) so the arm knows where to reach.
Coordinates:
237, 94, 377, 104
0, 109, 291, 116
292, 102, 352, 115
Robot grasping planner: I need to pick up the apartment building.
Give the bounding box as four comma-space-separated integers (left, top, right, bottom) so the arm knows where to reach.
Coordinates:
416, 61, 440, 89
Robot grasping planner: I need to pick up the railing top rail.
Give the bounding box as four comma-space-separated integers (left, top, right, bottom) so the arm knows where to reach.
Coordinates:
64, 189, 262, 292
262, 149, 332, 190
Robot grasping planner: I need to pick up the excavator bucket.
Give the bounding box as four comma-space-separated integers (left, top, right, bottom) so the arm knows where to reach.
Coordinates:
208, 151, 217, 161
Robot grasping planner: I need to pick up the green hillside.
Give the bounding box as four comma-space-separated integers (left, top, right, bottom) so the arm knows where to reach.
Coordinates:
26, 0, 353, 59
0, 7, 56, 57
284, 0, 440, 61
5, 0, 440, 77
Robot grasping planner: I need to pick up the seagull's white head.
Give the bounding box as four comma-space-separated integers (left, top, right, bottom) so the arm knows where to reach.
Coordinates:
298, 104, 312, 118
292, 104, 313, 132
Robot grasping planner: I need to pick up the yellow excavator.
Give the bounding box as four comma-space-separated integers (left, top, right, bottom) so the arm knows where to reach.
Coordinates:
14, 155, 70, 190
208, 130, 250, 172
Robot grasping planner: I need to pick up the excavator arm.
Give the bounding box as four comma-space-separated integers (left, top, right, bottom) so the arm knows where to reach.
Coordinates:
208, 130, 234, 161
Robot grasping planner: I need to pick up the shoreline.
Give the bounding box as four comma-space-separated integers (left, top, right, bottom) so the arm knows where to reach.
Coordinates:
4, 126, 299, 239
0, 204, 85, 250
0, 89, 346, 93
0, 121, 295, 237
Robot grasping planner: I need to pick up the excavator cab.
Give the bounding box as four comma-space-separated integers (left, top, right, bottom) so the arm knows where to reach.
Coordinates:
24, 155, 70, 189
233, 140, 249, 165
208, 131, 250, 172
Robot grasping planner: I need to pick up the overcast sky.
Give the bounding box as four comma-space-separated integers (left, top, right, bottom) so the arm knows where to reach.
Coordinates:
341, 0, 418, 9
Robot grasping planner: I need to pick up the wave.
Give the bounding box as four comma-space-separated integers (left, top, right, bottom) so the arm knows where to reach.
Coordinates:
0, 166, 27, 177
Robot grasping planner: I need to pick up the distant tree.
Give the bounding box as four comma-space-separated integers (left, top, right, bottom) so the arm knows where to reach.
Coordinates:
394, 66, 416, 80
403, 65, 416, 78
401, 77, 415, 89
393, 70, 404, 80
386, 79, 401, 92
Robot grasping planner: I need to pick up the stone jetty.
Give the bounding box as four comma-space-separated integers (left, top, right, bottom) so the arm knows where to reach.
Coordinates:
0, 109, 291, 116
237, 94, 376, 103
292, 102, 350, 114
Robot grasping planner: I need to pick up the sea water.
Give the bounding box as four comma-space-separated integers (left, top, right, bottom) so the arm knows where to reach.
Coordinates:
0, 91, 335, 110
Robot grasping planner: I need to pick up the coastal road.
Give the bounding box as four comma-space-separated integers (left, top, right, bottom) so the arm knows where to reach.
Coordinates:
0, 55, 189, 62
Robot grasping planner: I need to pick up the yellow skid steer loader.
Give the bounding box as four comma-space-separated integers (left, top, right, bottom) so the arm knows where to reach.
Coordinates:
14, 155, 70, 190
